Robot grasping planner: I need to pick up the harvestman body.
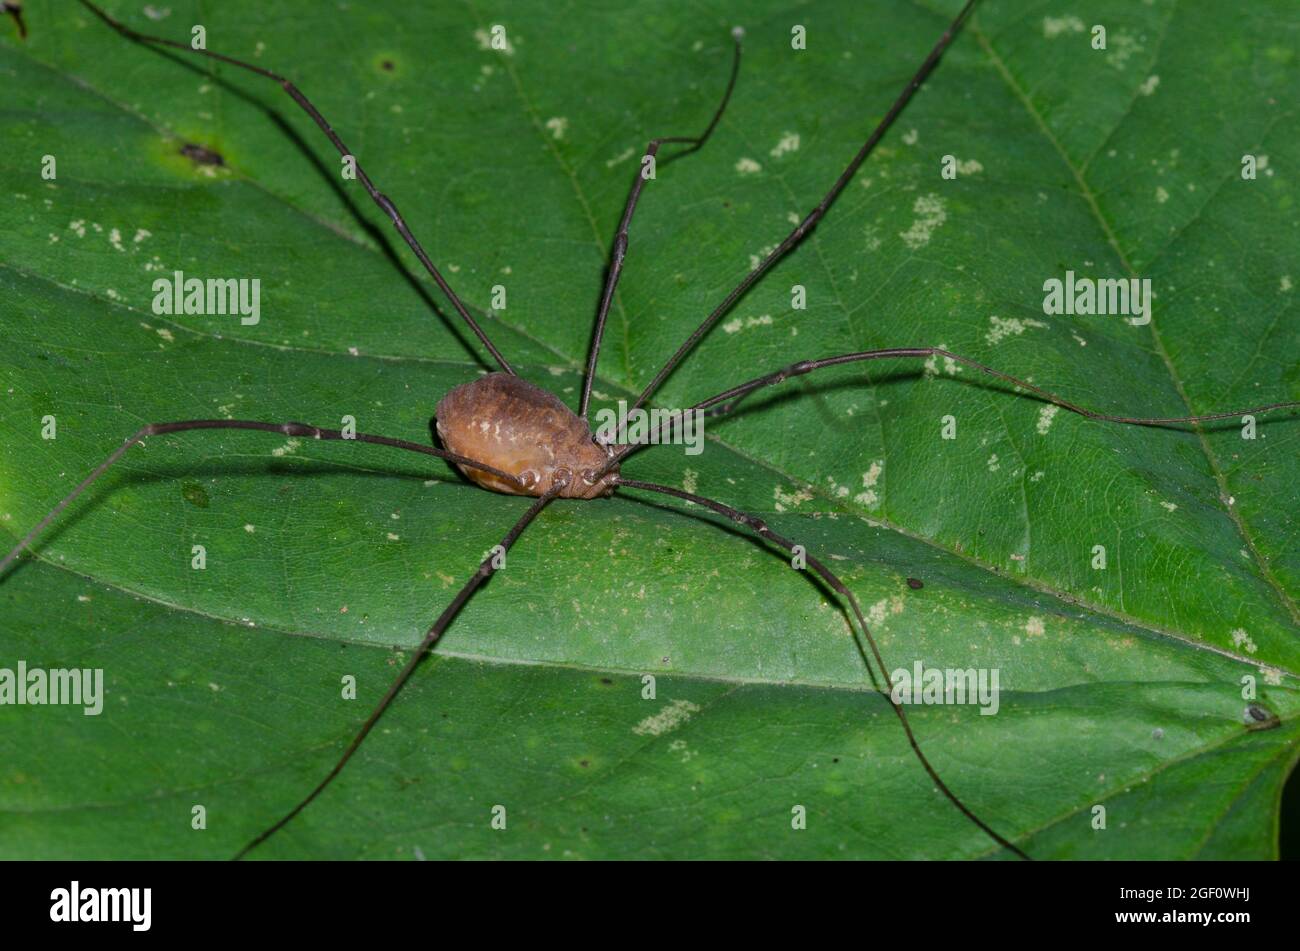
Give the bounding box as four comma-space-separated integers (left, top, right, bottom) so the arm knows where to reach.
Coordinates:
437, 374, 619, 499
4, 0, 1297, 860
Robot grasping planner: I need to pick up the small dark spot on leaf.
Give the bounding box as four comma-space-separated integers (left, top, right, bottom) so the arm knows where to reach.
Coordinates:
906, 577, 924, 590
599, 677, 613, 685
180, 142, 224, 166
832, 757, 840, 764
180, 481, 209, 508
579, 759, 589, 768
1244, 704, 1280, 731
381, 59, 395, 71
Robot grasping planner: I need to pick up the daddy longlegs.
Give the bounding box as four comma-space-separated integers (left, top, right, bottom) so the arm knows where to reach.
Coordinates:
3, 0, 1297, 859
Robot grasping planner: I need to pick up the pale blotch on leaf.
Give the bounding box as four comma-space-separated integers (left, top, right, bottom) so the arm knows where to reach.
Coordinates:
632, 698, 700, 737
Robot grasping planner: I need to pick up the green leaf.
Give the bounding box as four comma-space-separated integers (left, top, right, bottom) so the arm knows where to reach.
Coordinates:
1, 0, 1297, 859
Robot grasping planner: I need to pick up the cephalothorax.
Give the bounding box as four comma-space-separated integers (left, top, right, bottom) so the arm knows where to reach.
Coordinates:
3, 0, 1296, 862
436, 373, 618, 499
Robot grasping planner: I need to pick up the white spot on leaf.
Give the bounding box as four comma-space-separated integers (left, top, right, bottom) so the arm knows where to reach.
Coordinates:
1230, 628, 1257, 654
769, 132, 800, 158
1036, 405, 1059, 435
1042, 15, 1084, 38
633, 698, 700, 737
899, 194, 947, 250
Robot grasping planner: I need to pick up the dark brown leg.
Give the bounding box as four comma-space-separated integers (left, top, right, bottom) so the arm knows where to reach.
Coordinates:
614, 475, 1030, 860
77, 0, 515, 374
234, 483, 564, 859
626, 0, 979, 413
601, 347, 1299, 472
578, 31, 743, 418
689, 347, 1300, 425
0, 419, 522, 577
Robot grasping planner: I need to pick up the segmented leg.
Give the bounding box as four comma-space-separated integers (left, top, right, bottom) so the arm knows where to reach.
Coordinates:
614, 475, 1030, 860
578, 31, 743, 418
601, 347, 1300, 472
626, 0, 979, 413
234, 483, 564, 859
0, 419, 522, 577
77, 0, 515, 374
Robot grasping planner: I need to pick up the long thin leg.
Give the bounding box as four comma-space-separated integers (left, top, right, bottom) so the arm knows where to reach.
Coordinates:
692, 347, 1300, 425
3, 1, 27, 40
0, 419, 522, 577
614, 476, 1030, 860
234, 483, 564, 859
600, 347, 1300, 473
77, 0, 515, 375
578, 30, 743, 419
626, 0, 979, 413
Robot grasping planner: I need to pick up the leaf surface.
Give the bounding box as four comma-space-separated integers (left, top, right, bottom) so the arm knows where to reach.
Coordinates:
1, 0, 1297, 858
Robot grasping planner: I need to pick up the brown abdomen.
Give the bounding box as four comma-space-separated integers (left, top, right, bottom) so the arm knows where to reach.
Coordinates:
435, 373, 616, 499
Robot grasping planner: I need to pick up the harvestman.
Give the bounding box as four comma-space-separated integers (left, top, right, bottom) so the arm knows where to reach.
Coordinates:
4, 0, 1297, 859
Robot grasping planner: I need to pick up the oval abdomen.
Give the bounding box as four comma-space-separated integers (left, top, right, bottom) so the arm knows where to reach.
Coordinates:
435, 372, 617, 499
